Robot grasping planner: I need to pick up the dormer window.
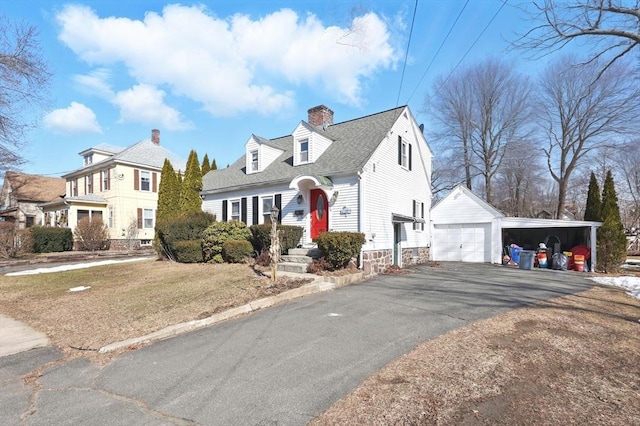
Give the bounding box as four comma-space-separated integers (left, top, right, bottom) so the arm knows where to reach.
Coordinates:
299, 139, 309, 163
250, 150, 258, 172
84, 154, 93, 166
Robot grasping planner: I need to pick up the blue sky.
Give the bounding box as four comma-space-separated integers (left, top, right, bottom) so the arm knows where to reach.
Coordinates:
4, 0, 546, 177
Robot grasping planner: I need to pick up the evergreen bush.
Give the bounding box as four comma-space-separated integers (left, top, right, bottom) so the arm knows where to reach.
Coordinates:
202, 220, 251, 263
316, 231, 365, 270
222, 239, 254, 263
31, 227, 73, 253
249, 224, 303, 254
173, 240, 203, 263
156, 211, 215, 261
597, 170, 627, 273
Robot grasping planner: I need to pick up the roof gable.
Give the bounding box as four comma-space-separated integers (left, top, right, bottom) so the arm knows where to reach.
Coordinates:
431, 184, 505, 222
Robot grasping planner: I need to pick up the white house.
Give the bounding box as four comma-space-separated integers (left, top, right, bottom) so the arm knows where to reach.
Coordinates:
430, 184, 601, 271
40, 130, 186, 249
201, 105, 433, 274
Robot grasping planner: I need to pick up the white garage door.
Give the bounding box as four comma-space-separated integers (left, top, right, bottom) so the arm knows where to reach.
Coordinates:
432, 223, 491, 262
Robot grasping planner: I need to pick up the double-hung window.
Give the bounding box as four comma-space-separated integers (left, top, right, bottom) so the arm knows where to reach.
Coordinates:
143, 208, 154, 229
262, 196, 273, 224
140, 171, 151, 191
231, 200, 240, 221
413, 199, 424, 231
401, 140, 408, 168
299, 139, 309, 163
102, 170, 110, 191
251, 150, 259, 172
71, 179, 78, 197
85, 174, 93, 194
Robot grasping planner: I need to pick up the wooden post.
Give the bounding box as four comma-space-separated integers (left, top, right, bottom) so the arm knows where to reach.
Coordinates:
269, 206, 280, 282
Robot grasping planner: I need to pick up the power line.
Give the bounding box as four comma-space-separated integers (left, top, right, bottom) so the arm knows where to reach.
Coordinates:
405, 0, 470, 104
441, 0, 508, 86
395, 0, 419, 107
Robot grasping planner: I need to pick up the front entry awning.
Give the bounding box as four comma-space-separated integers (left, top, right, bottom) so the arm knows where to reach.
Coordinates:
289, 175, 336, 203
392, 213, 425, 223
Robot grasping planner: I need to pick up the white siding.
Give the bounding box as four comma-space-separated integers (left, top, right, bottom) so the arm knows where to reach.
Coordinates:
360, 108, 432, 251
431, 185, 502, 224
327, 176, 359, 233
291, 122, 333, 166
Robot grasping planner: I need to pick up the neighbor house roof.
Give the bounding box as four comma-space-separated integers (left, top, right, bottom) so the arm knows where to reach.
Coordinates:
64, 139, 187, 178
2, 172, 66, 203
202, 106, 407, 193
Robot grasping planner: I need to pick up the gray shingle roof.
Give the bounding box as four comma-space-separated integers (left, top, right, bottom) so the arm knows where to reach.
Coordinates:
91, 143, 126, 154
66, 194, 107, 204
114, 140, 187, 171
202, 106, 406, 193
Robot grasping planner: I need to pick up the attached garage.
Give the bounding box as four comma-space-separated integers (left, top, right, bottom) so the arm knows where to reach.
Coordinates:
430, 185, 601, 271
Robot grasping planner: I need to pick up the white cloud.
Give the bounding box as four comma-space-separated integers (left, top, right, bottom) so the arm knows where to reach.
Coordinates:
113, 84, 192, 131
55, 4, 398, 115
44, 102, 102, 134
73, 68, 114, 99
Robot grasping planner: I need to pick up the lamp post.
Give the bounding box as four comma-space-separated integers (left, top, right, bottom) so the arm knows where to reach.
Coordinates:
269, 206, 280, 281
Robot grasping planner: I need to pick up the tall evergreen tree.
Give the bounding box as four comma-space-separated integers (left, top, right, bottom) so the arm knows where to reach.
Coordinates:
597, 170, 627, 273
179, 150, 202, 214
157, 159, 180, 223
584, 172, 602, 221
201, 153, 211, 176
211, 158, 217, 170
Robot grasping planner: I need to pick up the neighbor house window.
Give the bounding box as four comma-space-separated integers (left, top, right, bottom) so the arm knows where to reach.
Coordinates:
299, 139, 309, 163
85, 174, 93, 194
231, 200, 240, 221
140, 171, 150, 191
143, 208, 154, 229
108, 207, 114, 228
262, 196, 273, 224
102, 169, 110, 191
71, 179, 78, 197
25, 216, 35, 228
251, 150, 259, 172
83, 154, 93, 166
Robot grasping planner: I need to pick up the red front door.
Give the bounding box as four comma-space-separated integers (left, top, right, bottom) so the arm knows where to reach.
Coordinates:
310, 189, 328, 239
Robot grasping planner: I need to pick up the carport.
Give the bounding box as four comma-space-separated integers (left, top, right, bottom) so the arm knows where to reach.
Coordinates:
430, 185, 601, 271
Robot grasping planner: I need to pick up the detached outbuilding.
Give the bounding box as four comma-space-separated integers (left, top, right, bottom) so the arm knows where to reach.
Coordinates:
430, 185, 601, 271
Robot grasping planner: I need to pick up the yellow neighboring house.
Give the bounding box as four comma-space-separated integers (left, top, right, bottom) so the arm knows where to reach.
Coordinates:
0, 172, 66, 228
40, 130, 186, 250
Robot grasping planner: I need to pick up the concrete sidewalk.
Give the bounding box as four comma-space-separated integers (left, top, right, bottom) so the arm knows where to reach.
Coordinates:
0, 314, 49, 357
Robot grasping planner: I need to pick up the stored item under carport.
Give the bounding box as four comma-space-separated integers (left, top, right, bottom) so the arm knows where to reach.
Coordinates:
519, 250, 535, 270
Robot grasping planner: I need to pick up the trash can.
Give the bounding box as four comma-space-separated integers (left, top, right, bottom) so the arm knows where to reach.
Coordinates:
519, 250, 535, 270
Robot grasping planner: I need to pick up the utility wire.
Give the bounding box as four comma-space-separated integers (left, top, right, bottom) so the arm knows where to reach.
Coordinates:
395, 0, 419, 107
405, 0, 470, 104
440, 0, 508, 86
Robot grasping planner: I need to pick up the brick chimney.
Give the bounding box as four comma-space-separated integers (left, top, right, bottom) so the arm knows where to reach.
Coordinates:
308, 105, 334, 129
151, 129, 160, 145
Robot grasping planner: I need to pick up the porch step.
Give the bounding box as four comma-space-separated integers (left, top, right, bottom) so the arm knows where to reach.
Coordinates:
287, 247, 321, 258
277, 262, 311, 274
280, 255, 314, 264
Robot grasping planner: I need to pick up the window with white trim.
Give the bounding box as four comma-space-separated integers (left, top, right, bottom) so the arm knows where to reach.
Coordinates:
102, 169, 110, 191
108, 207, 114, 228
85, 174, 93, 194
401, 140, 408, 169
299, 139, 309, 163
83, 154, 93, 166
262, 196, 273, 224
231, 200, 240, 221
140, 171, 151, 191
250, 150, 259, 172
413, 199, 424, 231
143, 208, 154, 229
71, 179, 78, 197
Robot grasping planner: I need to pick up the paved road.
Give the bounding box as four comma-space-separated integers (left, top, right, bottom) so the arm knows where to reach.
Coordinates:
0, 262, 594, 425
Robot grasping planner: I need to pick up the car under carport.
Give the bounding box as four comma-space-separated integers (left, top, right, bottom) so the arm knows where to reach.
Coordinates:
430, 185, 601, 271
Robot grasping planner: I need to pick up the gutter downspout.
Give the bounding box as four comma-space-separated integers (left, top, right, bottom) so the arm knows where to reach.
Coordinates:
357, 169, 364, 270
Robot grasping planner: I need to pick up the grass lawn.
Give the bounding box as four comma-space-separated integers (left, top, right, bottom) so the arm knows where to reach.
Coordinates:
0, 259, 308, 357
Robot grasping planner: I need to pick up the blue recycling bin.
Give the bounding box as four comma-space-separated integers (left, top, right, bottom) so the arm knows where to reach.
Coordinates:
510, 246, 522, 264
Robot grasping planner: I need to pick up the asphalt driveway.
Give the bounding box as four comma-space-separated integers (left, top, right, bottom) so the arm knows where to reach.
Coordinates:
1, 262, 594, 425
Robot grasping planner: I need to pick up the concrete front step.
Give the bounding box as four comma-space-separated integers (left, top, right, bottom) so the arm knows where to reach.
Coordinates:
288, 247, 321, 258
277, 262, 310, 274
280, 255, 313, 264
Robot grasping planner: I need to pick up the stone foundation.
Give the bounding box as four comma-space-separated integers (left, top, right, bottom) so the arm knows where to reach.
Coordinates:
108, 239, 148, 251
362, 246, 430, 275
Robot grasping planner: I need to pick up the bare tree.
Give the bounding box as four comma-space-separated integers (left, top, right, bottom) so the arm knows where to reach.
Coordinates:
0, 16, 50, 171
427, 58, 533, 203
516, 0, 640, 78
537, 55, 640, 219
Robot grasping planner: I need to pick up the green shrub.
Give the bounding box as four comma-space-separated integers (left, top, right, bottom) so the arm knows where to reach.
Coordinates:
173, 240, 203, 263
316, 231, 365, 270
202, 220, 251, 263
222, 239, 254, 263
249, 224, 303, 254
31, 227, 73, 253
156, 211, 215, 260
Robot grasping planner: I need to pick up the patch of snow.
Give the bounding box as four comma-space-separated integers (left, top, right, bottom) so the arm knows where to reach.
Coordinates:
6, 257, 149, 276
68, 286, 91, 292
590, 276, 640, 300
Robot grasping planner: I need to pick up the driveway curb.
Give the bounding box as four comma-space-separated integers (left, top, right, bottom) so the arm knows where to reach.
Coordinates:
99, 272, 364, 353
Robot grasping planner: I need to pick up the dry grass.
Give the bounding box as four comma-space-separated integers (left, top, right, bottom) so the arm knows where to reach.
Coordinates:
312, 285, 640, 425
0, 259, 309, 358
